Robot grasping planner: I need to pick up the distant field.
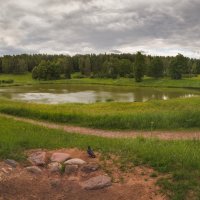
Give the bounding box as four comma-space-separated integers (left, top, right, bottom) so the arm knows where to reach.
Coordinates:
0, 97, 200, 131
1, 73, 200, 89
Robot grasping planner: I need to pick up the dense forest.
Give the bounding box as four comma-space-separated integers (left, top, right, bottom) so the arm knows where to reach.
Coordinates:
0, 53, 200, 82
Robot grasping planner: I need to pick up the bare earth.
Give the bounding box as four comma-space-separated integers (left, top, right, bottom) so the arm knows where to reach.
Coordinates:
1, 113, 200, 140
0, 148, 166, 200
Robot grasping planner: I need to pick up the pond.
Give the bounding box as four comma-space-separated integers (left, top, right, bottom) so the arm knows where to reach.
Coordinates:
0, 84, 199, 104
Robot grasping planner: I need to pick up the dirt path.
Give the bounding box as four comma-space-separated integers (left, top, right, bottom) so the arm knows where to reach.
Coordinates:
1, 113, 200, 140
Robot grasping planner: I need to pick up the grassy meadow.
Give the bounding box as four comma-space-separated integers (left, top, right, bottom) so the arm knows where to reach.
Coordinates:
1, 73, 200, 89
1, 115, 200, 199
0, 97, 200, 131
1, 73, 200, 199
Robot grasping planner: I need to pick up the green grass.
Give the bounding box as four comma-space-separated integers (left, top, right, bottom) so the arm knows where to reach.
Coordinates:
1, 73, 200, 89
0, 97, 200, 131
1, 115, 200, 199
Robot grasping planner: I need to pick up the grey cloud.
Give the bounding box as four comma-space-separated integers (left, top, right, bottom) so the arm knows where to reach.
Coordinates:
0, 0, 200, 57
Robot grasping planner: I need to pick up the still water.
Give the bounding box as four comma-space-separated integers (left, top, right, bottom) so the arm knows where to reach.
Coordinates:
0, 84, 198, 104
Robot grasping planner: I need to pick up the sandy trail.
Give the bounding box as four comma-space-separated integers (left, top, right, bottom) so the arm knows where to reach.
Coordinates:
1, 113, 200, 140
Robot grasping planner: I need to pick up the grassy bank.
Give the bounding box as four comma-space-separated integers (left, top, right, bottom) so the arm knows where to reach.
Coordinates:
1, 73, 200, 89
0, 97, 200, 131
1, 115, 200, 199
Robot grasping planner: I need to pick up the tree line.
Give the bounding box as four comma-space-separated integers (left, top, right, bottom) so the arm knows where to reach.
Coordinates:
0, 53, 200, 82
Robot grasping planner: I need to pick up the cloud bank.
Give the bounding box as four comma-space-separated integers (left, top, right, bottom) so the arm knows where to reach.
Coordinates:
0, 0, 200, 57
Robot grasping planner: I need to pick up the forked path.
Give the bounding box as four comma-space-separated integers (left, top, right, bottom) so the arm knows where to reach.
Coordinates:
1, 113, 200, 140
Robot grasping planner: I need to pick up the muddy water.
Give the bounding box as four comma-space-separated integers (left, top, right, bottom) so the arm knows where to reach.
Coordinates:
0, 84, 199, 104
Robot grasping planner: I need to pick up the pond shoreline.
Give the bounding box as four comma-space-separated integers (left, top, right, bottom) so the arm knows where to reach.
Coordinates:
0, 82, 199, 104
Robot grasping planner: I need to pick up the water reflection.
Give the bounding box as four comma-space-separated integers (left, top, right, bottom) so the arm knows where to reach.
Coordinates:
0, 84, 198, 104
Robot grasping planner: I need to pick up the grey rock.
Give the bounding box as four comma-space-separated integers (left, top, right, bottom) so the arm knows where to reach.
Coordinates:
81, 175, 112, 190
65, 165, 78, 175
50, 179, 61, 188
28, 151, 46, 166
26, 166, 42, 174
50, 153, 71, 163
48, 162, 62, 173
64, 158, 86, 166
5, 159, 18, 168
81, 163, 99, 173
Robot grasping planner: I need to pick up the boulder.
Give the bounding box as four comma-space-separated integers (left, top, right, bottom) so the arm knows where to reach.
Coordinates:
48, 162, 62, 173
64, 158, 86, 166
5, 159, 18, 168
26, 166, 42, 174
81, 163, 99, 173
50, 153, 71, 163
28, 151, 46, 166
81, 175, 112, 190
65, 165, 78, 175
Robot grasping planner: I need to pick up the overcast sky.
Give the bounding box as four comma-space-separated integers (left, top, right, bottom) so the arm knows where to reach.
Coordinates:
0, 0, 200, 57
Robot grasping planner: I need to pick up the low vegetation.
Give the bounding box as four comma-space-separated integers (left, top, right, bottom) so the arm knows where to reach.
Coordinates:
0, 79, 14, 84
0, 97, 200, 131
1, 115, 200, 199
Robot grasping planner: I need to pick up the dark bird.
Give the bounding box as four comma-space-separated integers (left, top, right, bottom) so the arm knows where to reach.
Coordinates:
87, 146, 96, 158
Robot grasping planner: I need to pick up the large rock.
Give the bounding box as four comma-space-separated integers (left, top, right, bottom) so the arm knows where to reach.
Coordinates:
28, 151, 47, 166
65, 165, 78, 175
26, 166, 42, 174
50, 153, 71, 163
81, 163, 99, 173
81, 175, 112, 190
48, 162, 62, 173
5, 159, 18, 168
64, 158, 86, 166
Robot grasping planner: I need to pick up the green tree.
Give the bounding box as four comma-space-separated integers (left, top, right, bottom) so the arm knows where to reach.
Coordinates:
148, 57, 164, 78
196, 60, 200, 74
0, 58, 2, 73
102, 58, 120, 79
14, 58, 27, 74
118, 59, 132, 77
32, 60, 47, 80
169, 54, 187, 80
133, 52, 145, 82
79, 57, 85, 76
46, 61, 60, 80
57, 57, 73, 79
64, 58, 73, 79
191, 63, 197, 76
79, 56, 91, 76
32, 60, 60, 80
2, 56, 12, 73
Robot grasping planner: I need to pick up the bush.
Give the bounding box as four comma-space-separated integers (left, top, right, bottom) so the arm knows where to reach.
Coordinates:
0, 79, 14, 84
125, 73, 134, 78
72, 73, 86, 79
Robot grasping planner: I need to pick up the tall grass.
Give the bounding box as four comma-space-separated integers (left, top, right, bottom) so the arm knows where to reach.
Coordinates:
0, 97, 200, 130
0, 116, 200, 199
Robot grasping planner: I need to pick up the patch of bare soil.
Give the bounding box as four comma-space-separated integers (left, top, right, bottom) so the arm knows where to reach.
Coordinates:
1, 113, 200, 140
0, 148, 167, 200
